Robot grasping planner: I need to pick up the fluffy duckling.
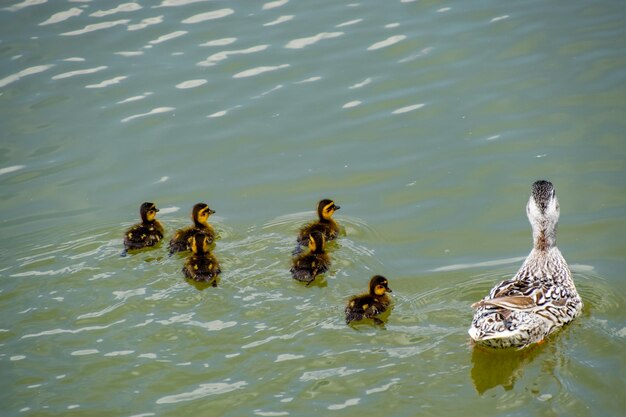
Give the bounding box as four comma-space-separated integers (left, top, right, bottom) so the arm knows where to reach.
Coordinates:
297, 199, 341, 247
345, 275, 393, 325
182, 233, 221, 286
290, 231, 331, 285
469, 180, 583, 349
169, 203, 216, 255
122, 202, 164, 256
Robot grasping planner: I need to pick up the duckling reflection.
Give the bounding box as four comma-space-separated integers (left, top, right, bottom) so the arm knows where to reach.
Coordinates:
469, 180, 583, 348
182, 233, 221, 287
169, 203, 216, 255
345, 275, 393, 326
290, 232, 330, 286
122, 202, 164, 256
297, 199, 341, 247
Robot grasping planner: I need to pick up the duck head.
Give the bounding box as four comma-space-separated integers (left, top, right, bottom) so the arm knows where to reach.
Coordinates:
317, 199, 340, 221
140, 202, 159, 223
527, 180, 559, 250
308, 231, 326, 254
192, 203, 215, 227
369, 275, 392, 296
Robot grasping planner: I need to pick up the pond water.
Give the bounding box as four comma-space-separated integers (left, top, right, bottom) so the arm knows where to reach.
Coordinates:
1, 1, 625, 416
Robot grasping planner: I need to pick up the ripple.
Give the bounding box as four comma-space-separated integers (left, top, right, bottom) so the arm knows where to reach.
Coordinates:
431, 256, 526, 272
197, 44, 269, 67
0, 64, 54, 88
264, 15, 293, 26
233, 64, 289, 79
349, 78, 371, 89
4, 0, 46, 12
154, 0, 211, 7
182, 8, 234, 24
367, 35, 406, 51
392, 103, 425, 114
275, 353, 305, 362
61, 20, 130, 36
90, 3, 142, 17
117, 92, 153, 104
365, 378, 400, 394
52, 66, 108, 80
200, 37, 237, 47
148, 30, 187, 45
39, 7, 82, 26
0, 165, 25, 176
86, 76, 127, 89
71, 349, 100, 356
490, 15, 509, 23
336, 19, 362, 28
176, 79, 207, 89
156, 381, 248, 404
294, 76, 322, 84
121, 107, 175, 123
285, 32, 343, 49
328, 398, 360, 410
300, 366, 364, 381
21, 320, 126, 339
263, 0, 289, 10
128, 16, 164, 31
342, 101, 361, 109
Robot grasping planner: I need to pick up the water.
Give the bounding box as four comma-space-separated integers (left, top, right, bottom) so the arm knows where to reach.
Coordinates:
1, 0, 625, 415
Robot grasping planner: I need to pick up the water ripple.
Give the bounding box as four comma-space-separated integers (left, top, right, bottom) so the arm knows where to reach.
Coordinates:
0, 64, 54, 88
263, 0, 289, 10
90, 3, 142, 18
156, 381, 248, 404
61, 20, 131, 36
285, 32, 343, 49
197, 44, 269, 67
39, 7, 82, 26
264, 15, 293, 27
21, 320, 126, 339
52, 66, 108, 80
121, 107, 175, 123
367, 35, 407, 51
148, 30, 187, 45
182, 8, 234, 24
233, 64, 289, 79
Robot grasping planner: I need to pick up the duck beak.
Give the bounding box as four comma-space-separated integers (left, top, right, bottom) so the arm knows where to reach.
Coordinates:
154, 208, 160, 212
386, 286, 392, 293
209, 209, 216, 215
334, 205, 341, 210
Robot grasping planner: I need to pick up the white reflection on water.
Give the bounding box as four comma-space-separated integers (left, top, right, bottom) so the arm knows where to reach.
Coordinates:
263, 0, 289, 10
117, 92, 153, 104
300, 366, 364, 381
4, 0, 46, 13
391, 103, 425, 114
176, 79, 207, 89
336, 19, 362, 28
0, 165, 25, 176
0, 64, 54, 88
197, 44, 269, 67
367, 35, 406, 51
86, 76, 127, 89
61, 20, 130, 36
121, 107, 175, 123
148, 30, 187, 45
200, 37, 237, 47
156, 381, 248, 404
181, 8, 234, 24
342, 101, 361, 109
128, 16, 164, 31
285, 32, 343, 49
90, 3, 142, 17
233, 64, 289, 79
39, 7, 82, 26
264, 15, 293, 26
52, 66, 108, 80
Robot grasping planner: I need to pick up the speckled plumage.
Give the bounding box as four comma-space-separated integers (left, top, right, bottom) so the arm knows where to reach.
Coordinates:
182, 233, 221, 286
122, 202, 164, 256
291, 232, 330, 285
469, 181, 582, 348
169, 203, 216, 255
345, 275, 393, 325
297, 199, 340, 246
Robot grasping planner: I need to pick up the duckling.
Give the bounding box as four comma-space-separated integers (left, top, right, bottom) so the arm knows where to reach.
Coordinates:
345, 275, 393, 325
182, 233, 221, 286
122, 202, 164, 256
169, 203, 216, 255
469, 180, 583, 349
297, 199, 341, 247
290, 231, 331, 285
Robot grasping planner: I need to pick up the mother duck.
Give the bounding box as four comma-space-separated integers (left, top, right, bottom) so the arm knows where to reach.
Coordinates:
469, 180, 582, 349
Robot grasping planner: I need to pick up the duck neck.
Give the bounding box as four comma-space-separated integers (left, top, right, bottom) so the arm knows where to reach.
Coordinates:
194, 219, 208, 228
533, 223, 556, 251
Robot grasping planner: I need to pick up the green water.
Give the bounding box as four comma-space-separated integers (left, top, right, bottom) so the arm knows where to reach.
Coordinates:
1, 0, 625, 416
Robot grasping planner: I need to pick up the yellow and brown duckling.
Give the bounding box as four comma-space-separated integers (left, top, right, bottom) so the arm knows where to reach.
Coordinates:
345, 275, 393, 325
122, 202, 164, 256
290, 231, 331, 286
182, 233, 221, 286
297, 199, 341, 247
169, 203, 216, 255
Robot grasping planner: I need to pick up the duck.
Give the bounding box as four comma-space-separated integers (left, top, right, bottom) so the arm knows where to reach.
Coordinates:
345, 275, 393, 325
182, 233, 221, 286
468, 180, 583, 349
290, 231, 331, 286
297, 199, 341, 247
169, 203, 216, 255
122, 202, 164, 256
